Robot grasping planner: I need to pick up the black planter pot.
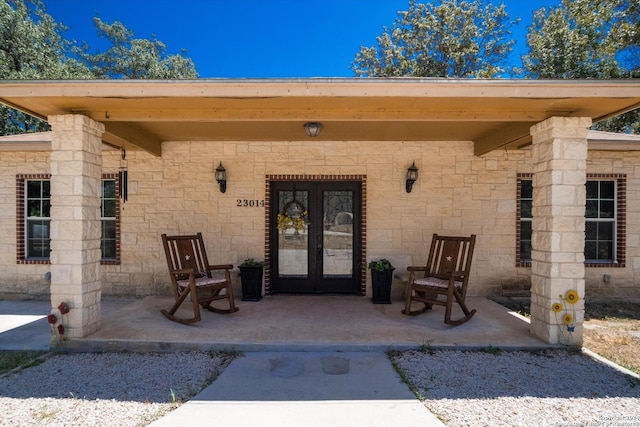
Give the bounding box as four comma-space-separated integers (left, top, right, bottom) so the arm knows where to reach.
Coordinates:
239, 266, 263, 301
371, 268, 395, 304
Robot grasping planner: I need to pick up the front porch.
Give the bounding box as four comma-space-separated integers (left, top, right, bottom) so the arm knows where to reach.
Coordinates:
4, 79, 640, 347
51, 295, 549, 352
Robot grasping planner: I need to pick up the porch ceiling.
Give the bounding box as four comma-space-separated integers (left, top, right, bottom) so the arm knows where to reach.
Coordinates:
1, 78, 639, 157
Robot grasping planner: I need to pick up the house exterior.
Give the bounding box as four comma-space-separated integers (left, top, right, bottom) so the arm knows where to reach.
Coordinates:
1, 78, 640, 346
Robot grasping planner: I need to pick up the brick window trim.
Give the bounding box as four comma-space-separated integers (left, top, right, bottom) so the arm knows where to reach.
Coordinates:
264, 174, 367, 295
16, 173, 121, 265
516, 172, 626, 268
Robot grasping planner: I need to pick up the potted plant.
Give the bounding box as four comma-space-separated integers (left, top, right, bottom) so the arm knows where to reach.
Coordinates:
368, 258, 395, 304
238, 258, 264, 301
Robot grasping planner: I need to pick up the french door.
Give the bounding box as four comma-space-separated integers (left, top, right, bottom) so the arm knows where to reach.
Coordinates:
269, 181, 362, 294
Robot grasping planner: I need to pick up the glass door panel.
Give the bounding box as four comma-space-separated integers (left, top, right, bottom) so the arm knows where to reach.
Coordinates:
322, 190, 353, 278
277, 190, 309, 277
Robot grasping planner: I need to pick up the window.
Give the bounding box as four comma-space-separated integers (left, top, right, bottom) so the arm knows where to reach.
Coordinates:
25, 180, 51, 259
517, 173, 625, 267
101, 179, 117, 260
17, 174, 120, 264
585, 181, 615, 262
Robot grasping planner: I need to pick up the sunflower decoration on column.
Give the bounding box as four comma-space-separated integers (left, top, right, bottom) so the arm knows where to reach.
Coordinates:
551, 290, 580, 338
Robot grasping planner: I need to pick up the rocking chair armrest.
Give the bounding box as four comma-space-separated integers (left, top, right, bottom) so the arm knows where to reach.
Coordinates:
407, 266, 428, 272
207, 264, 234, 271
447, 271, 467, 281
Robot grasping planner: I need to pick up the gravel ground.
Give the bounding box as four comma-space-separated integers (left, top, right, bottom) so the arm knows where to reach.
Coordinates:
392, 349, 640, 427
0, 351, 234, 427
1, 349, 639, 426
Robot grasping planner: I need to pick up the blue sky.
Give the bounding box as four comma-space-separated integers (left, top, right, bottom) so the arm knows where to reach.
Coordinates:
43, 0, 559, 78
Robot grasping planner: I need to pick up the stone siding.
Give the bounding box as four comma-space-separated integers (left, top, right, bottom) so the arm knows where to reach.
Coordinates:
1, 139, 639, 300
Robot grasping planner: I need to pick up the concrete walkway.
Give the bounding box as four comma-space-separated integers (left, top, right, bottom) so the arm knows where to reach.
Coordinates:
149, 351, 445, 427
0, 300, 50, 351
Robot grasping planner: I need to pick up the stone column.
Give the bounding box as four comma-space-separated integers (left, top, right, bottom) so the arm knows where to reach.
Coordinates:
529, 116, 590, 345
49, 115, 105, 341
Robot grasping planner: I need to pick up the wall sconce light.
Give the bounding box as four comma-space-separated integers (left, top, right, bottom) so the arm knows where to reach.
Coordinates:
215, 161, 227, 193
406, 161, 419, 193
304, 122, 322, 137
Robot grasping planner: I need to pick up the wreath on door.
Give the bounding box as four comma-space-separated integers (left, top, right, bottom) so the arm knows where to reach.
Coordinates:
277, 199, 307, 234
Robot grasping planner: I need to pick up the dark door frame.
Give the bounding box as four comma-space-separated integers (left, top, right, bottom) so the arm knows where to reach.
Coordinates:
264, 175, 367, 295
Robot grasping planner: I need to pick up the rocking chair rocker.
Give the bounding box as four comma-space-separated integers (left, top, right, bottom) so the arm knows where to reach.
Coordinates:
161, 233, 239, 324
402, 234, 477, 326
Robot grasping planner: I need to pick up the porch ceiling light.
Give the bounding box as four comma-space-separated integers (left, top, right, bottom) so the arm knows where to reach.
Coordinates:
215, 161, 227, 193
406, 161, 419, 193
304, 122, 322, 137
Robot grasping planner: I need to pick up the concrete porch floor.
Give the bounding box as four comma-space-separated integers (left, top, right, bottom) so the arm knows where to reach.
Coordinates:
62, 295, 550, 352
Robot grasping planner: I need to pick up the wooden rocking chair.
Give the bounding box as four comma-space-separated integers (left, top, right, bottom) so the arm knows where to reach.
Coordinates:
402, 234, 477, 326
161, 233, 239, 325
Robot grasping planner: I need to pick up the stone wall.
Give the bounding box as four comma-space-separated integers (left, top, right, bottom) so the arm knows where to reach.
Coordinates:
1, 139, 639, 300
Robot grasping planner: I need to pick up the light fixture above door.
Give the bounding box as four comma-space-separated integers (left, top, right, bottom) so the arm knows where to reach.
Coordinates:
304, 122, 322, 137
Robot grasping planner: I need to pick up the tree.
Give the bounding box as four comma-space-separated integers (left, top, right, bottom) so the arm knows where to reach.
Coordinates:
0, 0, 92, 133
523, 0, 640, 132
75, 18, 197, 79
0, 0, 198, 135
351, 0, 518, 78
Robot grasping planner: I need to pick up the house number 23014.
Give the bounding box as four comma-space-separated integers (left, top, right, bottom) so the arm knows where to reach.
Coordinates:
237, 199, 265, 207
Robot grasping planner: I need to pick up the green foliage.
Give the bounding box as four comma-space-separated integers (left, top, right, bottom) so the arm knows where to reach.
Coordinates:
523, 0, 640, 132
0, 0, 91, 80
74, 17, 198, 79
351, 0, 518, 78
368, 258, 394, 271
239, 258, 264, 268
481, 346, 502, 356
418, 339, 435, 355
0, 0, 92, 134
0, 350, 47, 374
0, 0, 198, 136
523, 0, 628, 79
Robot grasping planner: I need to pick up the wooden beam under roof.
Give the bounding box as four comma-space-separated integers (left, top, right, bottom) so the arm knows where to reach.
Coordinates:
473, 123, 534, 155
102, 123, 162, 157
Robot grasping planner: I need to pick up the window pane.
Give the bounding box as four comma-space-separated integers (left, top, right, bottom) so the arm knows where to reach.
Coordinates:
521, 200, 532, 219
520, 221, 531, 260
586, 181, 599, 199
27, 181, 41, 198
585, 220, 614, 261
599, 200, 614, 218
101, 239, 116, 259
101, 220, 116, 259
102, 220, 116, 239
521, 180, 532, 199
585, 222, 597, 240
103, 180, 116, 199
597, 242, 613, 260
42, 200, 51, 218
598, 222, 613, 240
27, 220, 50, 258
103, 199, 116, 218
28, 200, 42, 217
585, 200, 599, 218
600, 181, 614, 199
585, 242, 597, 260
